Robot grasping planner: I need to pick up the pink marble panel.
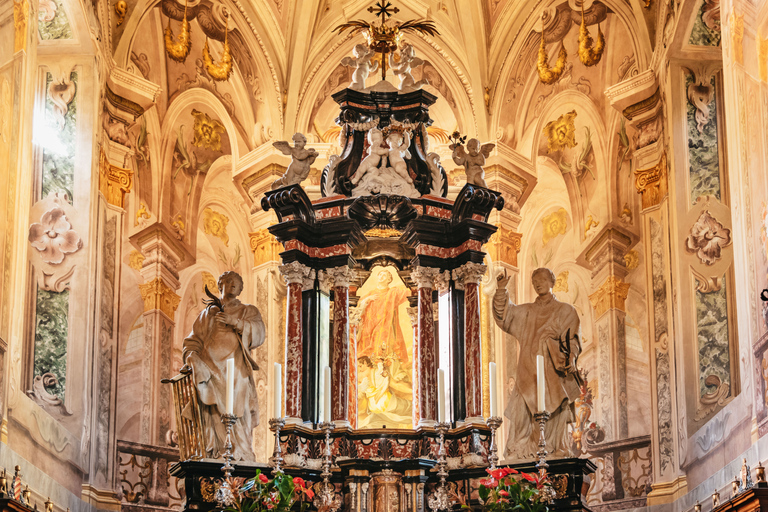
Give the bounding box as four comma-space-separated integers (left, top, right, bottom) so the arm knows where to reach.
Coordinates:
417, 287, 437, 423
425, 205, 452, 219
285, 282, 303, 419
416, 240, 483, 258
283, 240, 350, 258
331, 286, 349, 423
312, 195, 346, 205
316, 206, 342, 220
464, 282, 482, 418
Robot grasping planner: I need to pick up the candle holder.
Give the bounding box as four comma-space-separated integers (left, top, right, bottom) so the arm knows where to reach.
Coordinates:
269, 417, 286, 474
533, 411, 550, 474
215, 413, 238, 506
486, 416, 502, 471
313, 421, 342, 512
427, 421, 452, 512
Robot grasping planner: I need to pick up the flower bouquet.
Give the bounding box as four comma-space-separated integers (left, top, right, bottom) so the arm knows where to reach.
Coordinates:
469, 467, 553, 512
223, 471, 315, 512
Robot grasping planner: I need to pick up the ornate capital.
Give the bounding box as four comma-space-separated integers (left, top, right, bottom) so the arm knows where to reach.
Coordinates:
248, 229, 281, 267
434, 270, 451, 294
588, 276, 631, 317
410, 266, 440, 289
139, 277, 181, 318
13, 0, 28, 53
634, 152, 668, 210
320, 266, 354, 289
406, 307, 419, 328
99, 150, 133, 208
487, 227, 522, 267
452, 262, 487, 290
279, 261, 315, 288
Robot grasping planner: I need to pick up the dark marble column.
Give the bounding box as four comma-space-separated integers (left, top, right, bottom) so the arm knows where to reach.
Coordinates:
279, 261, 315, 423
453, 262, 487, 423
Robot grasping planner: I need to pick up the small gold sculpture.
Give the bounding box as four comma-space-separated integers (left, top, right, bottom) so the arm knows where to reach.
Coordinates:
537, 32, 567, 84
202, 10, 233, 81
577, 5, 604, 66
114, 0, 127, 26
164, 0, 192, 63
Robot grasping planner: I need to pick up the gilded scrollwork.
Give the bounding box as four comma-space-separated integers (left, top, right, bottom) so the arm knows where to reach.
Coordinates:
543, 110, 578, 153
202, 207, 229, 246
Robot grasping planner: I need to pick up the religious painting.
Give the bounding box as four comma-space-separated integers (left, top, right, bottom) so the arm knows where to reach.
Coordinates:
355, 266, 413, 429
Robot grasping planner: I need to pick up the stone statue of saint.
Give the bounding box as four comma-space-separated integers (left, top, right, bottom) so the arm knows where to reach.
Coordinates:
182, 271, 266, 460
492, 267, 581, 460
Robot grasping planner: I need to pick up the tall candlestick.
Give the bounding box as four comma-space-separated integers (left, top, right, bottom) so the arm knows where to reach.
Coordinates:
226, 358, 235, 415
536, 355, 545, 412
489, 362, 497, 417
273, 362, 282, 418
323, 366, 331, 423
437, 368, 446, 423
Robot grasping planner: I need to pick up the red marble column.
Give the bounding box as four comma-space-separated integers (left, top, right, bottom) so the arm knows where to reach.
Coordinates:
324, 266, 354, 427
453, 262, 487, 423
279, 261, 314, 422
410, 267, 439, 427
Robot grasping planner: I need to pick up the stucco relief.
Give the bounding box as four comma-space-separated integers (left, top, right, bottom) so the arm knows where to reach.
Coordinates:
685, 210, 731, 266
28, 207, 82, 265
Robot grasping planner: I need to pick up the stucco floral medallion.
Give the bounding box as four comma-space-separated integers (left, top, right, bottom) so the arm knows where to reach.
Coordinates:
202, 207, 229, 246
28, 206, 82, 264
541, 207, 568, 245
685, 210, 731, 266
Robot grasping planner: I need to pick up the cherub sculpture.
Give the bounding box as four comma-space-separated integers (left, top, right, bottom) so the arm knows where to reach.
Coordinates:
271, 133, 319, 190
450, 138, 495, 188
389, 43, 428, 91
386, 130, 413, 184
350, 128, 389, 185
341, 44, 379, 91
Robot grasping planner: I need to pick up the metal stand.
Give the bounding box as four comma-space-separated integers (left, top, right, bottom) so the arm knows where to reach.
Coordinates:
269, 417, 286, 474
428, 422, 452, 512
215, 413, 238, 506
533, 411, 550, 473
486, 416, 502, 471
313, 422, 342, 512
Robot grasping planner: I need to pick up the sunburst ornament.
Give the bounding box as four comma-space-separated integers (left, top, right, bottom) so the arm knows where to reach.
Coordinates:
333, 2, 439, 81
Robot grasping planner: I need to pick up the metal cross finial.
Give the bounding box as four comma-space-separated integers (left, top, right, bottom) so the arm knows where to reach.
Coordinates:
367, 1, 399, 22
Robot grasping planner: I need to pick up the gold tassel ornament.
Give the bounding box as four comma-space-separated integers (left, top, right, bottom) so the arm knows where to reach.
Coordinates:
164, 0, 192, 63
537, 32, 567, 84
578, 5, 604, 66
202, 11, 232, 81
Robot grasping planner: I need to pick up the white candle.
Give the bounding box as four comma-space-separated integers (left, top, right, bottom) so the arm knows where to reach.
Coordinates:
437, 368, 446, 423
323, 366, 332, 423
226, 358, 235, 415
536, 355, 545, 412
273, 362, 282, 418
489, 362, 497, 417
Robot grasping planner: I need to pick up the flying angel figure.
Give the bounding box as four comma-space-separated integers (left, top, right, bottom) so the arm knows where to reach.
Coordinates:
271, 133, 319, 190
451, 138, 495, 188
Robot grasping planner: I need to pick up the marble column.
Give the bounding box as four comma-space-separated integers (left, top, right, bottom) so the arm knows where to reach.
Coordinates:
321, 266, 354, 427
582, 227, 633, 441
410, 266, 440, 427
279, 261, 314, 423
453, 262, 488, 423
133, 228, 183, 446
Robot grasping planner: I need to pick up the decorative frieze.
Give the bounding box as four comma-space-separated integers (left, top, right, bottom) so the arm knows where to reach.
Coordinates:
634, 152, 668, 210
589, 276, 631, 317
248, 229, 281, 267
99, 150, 133, 208
487, 228, 522, 267
139, 277, 181, 318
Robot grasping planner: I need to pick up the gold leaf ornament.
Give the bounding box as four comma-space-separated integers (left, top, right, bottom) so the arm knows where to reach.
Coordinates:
164, 0, 192, 63
543, 110, 578, 153
537, 17, 567, 85
542, 207, 569, 245
578, 4, 604, 66
203, 10, 233, 81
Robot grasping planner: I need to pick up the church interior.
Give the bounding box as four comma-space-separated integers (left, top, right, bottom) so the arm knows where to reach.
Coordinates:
1, 0, 768, 511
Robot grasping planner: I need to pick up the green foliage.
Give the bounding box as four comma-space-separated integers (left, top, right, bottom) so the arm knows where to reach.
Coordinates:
475, 468, 551, 512
224, 470, 314, 512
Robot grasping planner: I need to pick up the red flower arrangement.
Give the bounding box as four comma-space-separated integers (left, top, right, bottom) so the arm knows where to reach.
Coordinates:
223, 470, 315, 512
471, 467, 552, 512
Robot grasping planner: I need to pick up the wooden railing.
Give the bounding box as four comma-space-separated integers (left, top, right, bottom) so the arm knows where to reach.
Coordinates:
583, 435, 653, 511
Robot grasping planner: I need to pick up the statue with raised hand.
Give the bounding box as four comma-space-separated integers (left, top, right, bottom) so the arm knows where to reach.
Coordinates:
493, 267, 581, 461
450, 138, 495, 188
182, 271, 266, 460
271, 133, 319, 190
